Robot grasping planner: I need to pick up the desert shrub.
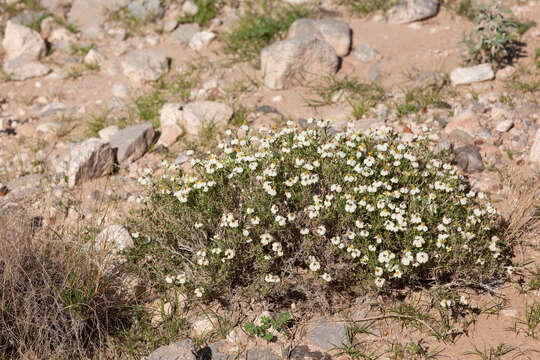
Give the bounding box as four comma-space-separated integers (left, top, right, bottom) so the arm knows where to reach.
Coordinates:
461, 2, 519, 67
0, 211, 136, 359
127, 121, 510, 306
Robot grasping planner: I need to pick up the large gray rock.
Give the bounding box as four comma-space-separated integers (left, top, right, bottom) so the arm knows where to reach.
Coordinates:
108, 122, 154, 163
128, 0, 164, 21
261, 36, 339, 90
147, 339, 196, 360
244, 348, 280, 360
65, 138, 116, 187
182, 101, 233, 136
450, 64, 494, 85
2, 20, 46, 61
387, 0, 439, 24
305, 321, 347, 351
171, 24, 200, 44
529, 128, 540, 166
122, 50, 169, 82
288, 18, 351, 57
455, 144, 484, 172
3, 57, 50, 80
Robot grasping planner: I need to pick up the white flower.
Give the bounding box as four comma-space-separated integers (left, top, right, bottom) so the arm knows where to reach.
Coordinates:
412, 235, 425, 248
251, 216, 260, 225
194, 287, 205, 298
224, 249, 235, 259
309, 260, 321, 272
416, 252, 429, 264
316, 225, 326, 236
459, 295, 468, 305
264, 274, 280, 283
165, 275, 174, 284
375, 277, 385, 288
271, 204, 279, 214
194, 222, 203, 229
260, 233, 273, 245
440, 299, 452, 308
246, 207, 254, 214
287, 213, 296, 221
132, 232, 140, 238
300, 228, 309, 235
275, 215, 286, 226
321, 273, 332, 282
375, 267, 383, 276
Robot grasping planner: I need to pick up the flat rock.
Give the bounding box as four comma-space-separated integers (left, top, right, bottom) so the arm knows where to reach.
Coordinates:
108, 122, 155, 163
529, 127, 540, 165
288, 18, 351, 57
171, 24, 200, 44
387, 0, 439, 24
495, 120, 514, 132
288, 345, 331, 360
455, 144, 484, 172
3, 57, 50, 80
353, 44, 378, 62
305, 321, 347, 351
450, 64, 494, 85
147, 339, 196, 360
128, 0, 164, 21
2, 20, 46, 61
261, 36, 339, 90
65, 138, 115, 187
182, 101, 233, 136
189, 31, 216, 51
40, 101, 74, 117
122, 50, 169, 82
445, 110, 483, 138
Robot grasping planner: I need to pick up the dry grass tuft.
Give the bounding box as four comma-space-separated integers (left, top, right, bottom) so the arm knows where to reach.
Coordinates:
0, 208, 136, 359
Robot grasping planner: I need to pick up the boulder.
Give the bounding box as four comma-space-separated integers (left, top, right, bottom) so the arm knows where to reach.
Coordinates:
288, 18, 351, 57
108, 122, 154, 163
65, 138, 115, 187
261, 36, 339, 90
387, 0, 439, 24
122, 50, 169, 82
2, 20, 46, 61
455, 144, 484, 172
171, 24, 200, 44
182, 101, 233, 136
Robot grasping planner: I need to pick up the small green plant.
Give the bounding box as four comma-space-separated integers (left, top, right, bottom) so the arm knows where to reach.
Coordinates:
464, 343, 518, 359
244, 312, 290, 341
395, 86, 449, 118
224, 2, 314, 65
334, 325, 376, 359
305, 75, 386, 119
129, 91, 166, 128
453, 0, 476, 20
461, 2, 519, 67
54, 16, 78, 33
178, 0, 220, 27
85, 113, 109, 137
535, 48, 540, 70
522, 301, 540, 339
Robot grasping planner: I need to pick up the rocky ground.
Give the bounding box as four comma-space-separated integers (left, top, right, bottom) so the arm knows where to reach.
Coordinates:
1, 0, 540, 359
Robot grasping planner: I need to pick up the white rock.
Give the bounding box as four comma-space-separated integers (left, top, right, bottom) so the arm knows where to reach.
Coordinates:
450, 64, 494, 85
156, 124, 183, 148
94, 224, 134, 253
261, 36, 339, 90
160, 102, 183, 127
182, 0, 199, 15
182, 101, 233, 136
2, 20, 46, 61
495, 120, 514, 132
387, 0, 439, 24
191, 318, 213, 337
189, 31, 215, 51
121, 50, 169, 82
84, 48, 106, 66
48, 28, 76, 44
529, 127, 540, 165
